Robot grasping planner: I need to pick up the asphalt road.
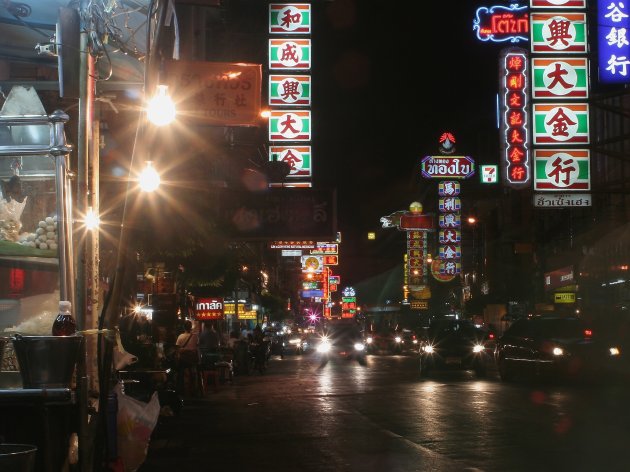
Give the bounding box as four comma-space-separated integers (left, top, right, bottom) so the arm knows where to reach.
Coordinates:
137, 352, 630, 472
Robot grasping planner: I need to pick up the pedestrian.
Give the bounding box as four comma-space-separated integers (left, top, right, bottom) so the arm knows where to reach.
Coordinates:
175, 320, 200, 396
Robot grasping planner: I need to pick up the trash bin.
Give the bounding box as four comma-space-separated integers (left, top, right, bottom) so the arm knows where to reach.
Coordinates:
0, 444, 37, 472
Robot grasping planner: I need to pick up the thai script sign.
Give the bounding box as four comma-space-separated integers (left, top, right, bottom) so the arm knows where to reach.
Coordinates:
532, 103, 589, 145
269, 39, 311, 69
420, 156, 475, 179
545, 265, 575, 291
534, 149, 590, 191
269, 4, 311, 34
473, 4, 529, 43
163, 60, 261, 126
195, 297, 224, 320
269, 74, 311, 106
531, 57, 588, 99
530, 12, 588, 54
269, 110, 311, 141
270, 240, 316, 249
533, 192, 591, 207
597, 0, 630, 84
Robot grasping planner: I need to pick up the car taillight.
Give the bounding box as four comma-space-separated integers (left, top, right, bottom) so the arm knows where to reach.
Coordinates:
488, 333, 495, 340
584, 329, 592, 338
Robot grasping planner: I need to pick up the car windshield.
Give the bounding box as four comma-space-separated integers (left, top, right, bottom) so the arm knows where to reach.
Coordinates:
429, 319, 478, 337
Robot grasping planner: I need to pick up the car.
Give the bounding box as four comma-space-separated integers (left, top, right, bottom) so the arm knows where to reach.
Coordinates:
495, 315, 623, 382
284, 331, 309, 355
419, 318, 492, 377
400, 329, 420, 354
315, 319, 366, 365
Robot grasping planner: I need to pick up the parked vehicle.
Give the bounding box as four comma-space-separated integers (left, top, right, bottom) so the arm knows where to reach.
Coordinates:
495, 314, 623, 382
419, 318, 491, 377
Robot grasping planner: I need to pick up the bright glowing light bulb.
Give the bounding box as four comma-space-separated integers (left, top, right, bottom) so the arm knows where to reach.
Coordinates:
139, 161, 160, 192
146, 85, 176, 126
85, 207, 100, 230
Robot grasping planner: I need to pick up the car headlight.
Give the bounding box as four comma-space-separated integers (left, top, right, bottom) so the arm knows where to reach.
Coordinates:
366, 336, 373, 344
609, 346, 621, 356
422, 344, 434, 354
552, 346, 564, 356
317, 339, 331, 353
395, 336, 402, 343
412, 339, 418, 344
472, 344, 485, 353
288, 338, 301, 345
354, 342, 365, 351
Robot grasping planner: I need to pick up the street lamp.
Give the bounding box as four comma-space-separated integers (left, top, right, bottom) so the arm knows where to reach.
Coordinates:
146, 84, 176, 126
138, 161, 161, 192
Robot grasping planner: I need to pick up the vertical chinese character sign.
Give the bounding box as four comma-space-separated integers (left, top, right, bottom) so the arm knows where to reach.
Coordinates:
598, 0, 630, 84
268, 4, 313, 188
529, 0, 591, 201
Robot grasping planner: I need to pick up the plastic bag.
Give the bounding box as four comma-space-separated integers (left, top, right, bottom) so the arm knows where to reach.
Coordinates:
114, 382, 160, 472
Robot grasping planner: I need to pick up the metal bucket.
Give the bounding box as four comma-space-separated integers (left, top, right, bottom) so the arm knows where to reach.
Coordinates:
11, 335, 83, 388
0, 444, 37, 472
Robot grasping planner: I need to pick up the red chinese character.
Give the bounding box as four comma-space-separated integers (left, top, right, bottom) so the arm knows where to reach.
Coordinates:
509, 128, 525, 145
510, 165, 527, 181
508, 73, 524, 90
281, 11, 302, 28
509, 111, 524, 126
508, 92, 523, 108
546, 107, 576, 138
508, 146, 525, 163
507, 55, 524, 71
546, 19, 573, 48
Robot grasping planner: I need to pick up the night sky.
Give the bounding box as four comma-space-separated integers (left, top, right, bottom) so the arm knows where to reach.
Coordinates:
310, 1, 505, 287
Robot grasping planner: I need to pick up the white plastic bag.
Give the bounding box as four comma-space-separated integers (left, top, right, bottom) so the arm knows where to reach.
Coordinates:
114, 382, 160, 472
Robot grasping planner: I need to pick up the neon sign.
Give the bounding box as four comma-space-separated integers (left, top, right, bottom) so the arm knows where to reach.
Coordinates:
597, 0, 630, 84
473, 4, 529, 43
500, 48, 530, 189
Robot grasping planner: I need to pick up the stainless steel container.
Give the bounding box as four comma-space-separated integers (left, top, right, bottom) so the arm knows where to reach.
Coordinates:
0, 444, 37, 472
11, 334, 82, 388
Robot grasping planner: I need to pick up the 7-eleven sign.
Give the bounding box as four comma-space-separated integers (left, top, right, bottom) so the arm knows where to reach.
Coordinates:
534, 149, 590, 191
269, 110, 311, 141
532, 103, 589, 145
269, 4, 311, 34
269, 145, 312, 178
269, 39, 311, 70
269, 75, 311, 106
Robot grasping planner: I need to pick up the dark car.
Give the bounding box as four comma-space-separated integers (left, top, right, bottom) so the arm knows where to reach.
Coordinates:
419, 318, 492, 377
494, 315, 623, 382
316, 320, 366, 365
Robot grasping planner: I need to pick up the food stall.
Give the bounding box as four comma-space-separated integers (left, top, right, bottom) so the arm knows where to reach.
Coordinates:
0, 86, 78, 472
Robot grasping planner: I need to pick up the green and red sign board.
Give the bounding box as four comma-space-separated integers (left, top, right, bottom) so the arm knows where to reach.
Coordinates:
532, 103, 589, 145
269, 145, 312, 178
269, 74, 311, 106
268, 110, 311, 141
531, 58, 588, 99
269, 39, 311, 70
530, 12, 587, 54
269, 4, 311, 34
530, 0, 586, 9
533, 148, 590, 191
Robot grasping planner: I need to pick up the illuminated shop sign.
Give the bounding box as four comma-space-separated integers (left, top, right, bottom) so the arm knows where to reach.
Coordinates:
269, 38, 311, 70
268, 110, 311, 141
269, 74, 311, 106
500, 49, 530, 189
533, 193, 591, 208
480, 164, 498, 183
533, 148, 590, 191
269, 145, 312, 178
420, 156, 475, 179
532, 103, 589, 145
597, 0, 630, 84
531, 57, 588, 99
530, 12, 587, 54
530, 0, 586, 8
269, 4, 311, 34
473, 4, 529, 43
195, 297, 224, 320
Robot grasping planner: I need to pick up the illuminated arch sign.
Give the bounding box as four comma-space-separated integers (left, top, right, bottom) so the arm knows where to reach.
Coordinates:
473, 4, 529, 43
